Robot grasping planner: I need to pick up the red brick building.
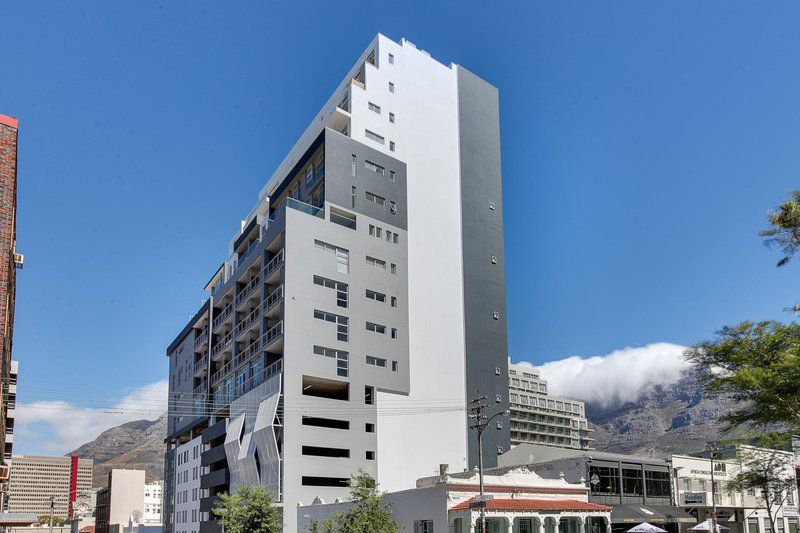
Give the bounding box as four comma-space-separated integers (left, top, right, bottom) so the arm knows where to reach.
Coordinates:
0, 114, 21, 485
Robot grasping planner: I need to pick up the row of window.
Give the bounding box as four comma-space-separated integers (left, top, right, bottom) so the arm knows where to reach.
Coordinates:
360, 158, 397, 183
368, 101, 396, 124
366, 288, 398, 307
511, 377, 548, 393
365, 128, 396, 152
509, 393, 583, 414
368, 224, 400, 244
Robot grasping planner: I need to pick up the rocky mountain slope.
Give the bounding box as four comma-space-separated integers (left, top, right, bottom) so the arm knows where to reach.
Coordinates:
586, 372, 747, 457
68, 413, 167, 488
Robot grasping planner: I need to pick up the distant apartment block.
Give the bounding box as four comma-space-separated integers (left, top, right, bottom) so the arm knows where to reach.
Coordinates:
7, 455, 93, 517
0, 114, 22, 482
508, 361, 594, 450
164, 34, 510, 533
96, 469, 161, 533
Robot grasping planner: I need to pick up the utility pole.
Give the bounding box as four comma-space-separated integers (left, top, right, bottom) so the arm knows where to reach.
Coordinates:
707, 442, 720, 533
49, 495, 55, 533
468, 391, 509, 533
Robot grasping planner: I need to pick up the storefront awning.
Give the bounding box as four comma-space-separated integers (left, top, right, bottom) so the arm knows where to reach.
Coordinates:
612, 505, 697, 524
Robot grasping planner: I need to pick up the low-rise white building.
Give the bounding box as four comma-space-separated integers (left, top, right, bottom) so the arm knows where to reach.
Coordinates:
144, 481, 163, 524
298, 466, 612, 533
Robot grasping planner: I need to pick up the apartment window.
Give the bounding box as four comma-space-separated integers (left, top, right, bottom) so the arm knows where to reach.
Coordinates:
365, 385, 374, 405
390, 263, 397, 274
366, 356, 387, 367
391, 327, 397, 339
302, 446, 350, 458
389, 112, 395, 123
313, 345, 349, 377
390, 296, 397, 307
330, 206, 357, 230
510, 393, 519, 403
303, 375, 349, 401
388, 53, 394, 64
351, 186, 356, 208
385, 230, 392, 242
365, 191, 386, 206
366, 129, 385, 144
414, 521, 433, 533
366, 451, 376, 460
368, 102, 381, 114
351, 154, 357, 177
389, 141, 395, 152
313, 275, 348, 308
749, 520, 761, 533
302, 476, 350, 487
314, 240, 350, 274
313, 310, 349, 342
390, 201, 397, 214
365, 160, 385, 175
366, 289, 386, 302
392, 360, 398, 372
366, 322, 386, 334
390, 170, 396, 182
303, 416, 350, 430
366, 256, 387, 269
376, 226, 382, 238
393, 233, 399, 244
787, 519, 798, 533
305, 166, 314, 186
365, 423, 375, 432
388, 82, 395, 93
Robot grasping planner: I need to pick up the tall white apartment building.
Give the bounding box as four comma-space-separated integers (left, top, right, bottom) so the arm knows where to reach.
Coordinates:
144, 480, 163, 524
164, 34, 510, 533
508, 361, 594, 450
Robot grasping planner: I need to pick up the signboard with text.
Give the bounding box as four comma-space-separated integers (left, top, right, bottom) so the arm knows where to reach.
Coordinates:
682, 493, 708, 506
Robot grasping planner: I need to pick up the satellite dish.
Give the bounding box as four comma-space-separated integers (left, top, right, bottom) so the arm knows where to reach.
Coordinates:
131, 510, 142, 523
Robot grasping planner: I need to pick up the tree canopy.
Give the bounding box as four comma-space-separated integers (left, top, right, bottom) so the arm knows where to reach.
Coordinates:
212, 484, 282, 533
728, 447, 796, 533
313, 471, 399, 533
760, 190, 800, 267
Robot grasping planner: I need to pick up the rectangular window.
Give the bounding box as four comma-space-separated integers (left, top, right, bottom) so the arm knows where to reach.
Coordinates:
302, 446, 350, 458
392, 360, 398, 372
749, 520, 761, 533
302, 375, 349, 401
351, 186, 356, 208
389, 201, 397, 214
389, 141, 395, 152
365, 191, 386, 206
351, 154, 357, 177
302, 476, 350, 487
365, 423, 375, 433
388, 53, 394, 64
330, 206, 357, 230
393, 233, 399, 244
390, 170, 396, 182
388, 82, 395, 93
364, 160, 385, 175
369, 224, 375, 236
366, 129, 385, 144
415, 521, 433, 533
368, 102, 381, 114
314, 240, 350, 274
313, 275, 349, 308
366, 451, 376, 460
391, 296, 397, 307
391, 327, 397, 339
366, 322, 386, 334
313, 345, 349, 377
366, 256, 387, 269
302, 416, 350, 430
376, 226, 382, 238
389, 112, 395, 123
390, 263, 397, 274
313, 310, 349, 342
365, 385, 374, 405
366, 289, 386, 302
366, 356, 387, 367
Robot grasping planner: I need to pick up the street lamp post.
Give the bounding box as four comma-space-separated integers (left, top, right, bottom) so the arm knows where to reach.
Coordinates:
707, 443, 720, 533
469, 391, 509, 533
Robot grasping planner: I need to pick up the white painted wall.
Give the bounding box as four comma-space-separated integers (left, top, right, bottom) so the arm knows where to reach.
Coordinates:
143, 481, 163, 524
173, 438, 202, 533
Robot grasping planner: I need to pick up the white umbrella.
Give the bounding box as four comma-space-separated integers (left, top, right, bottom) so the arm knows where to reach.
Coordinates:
690, 519, 730, 532
628, 523, 668, 533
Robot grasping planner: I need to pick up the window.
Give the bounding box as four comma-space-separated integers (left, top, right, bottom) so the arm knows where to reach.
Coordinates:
392, 360, 398, 371
376, 226, 382, 238
302, 476, 350, 487
589, 466, 620, 495
366, 129, 385, 144
510, 393, 519, 403
365, 385, 374, 405
787, 519, 798, 533
366, 322, 386, 334
390, 201, 397, 214
681, 479, 691, 491
351, 154, 356, 177
366, 289, 386, 302
645, 470, 672, 498
302, 375, 349, 401
366, 451, 375, 460
389, 112, 395, 123
389, 141, 395, 152
366, 256, 387, 269
314, 240, 349, 274
302, 446, 350, 458
313, 310, 349, 341
390, 263, 397, 274
750, 520, 761, 533
368, 102, 381, 114
313, 275, 348, 308
365, 423, 375, 432
365, 160, 385, 175
391, 296, 397, 307
330, 206, 357, 230
414, 521, 433, 533
390, 170, 396, 182
391, 327, 397, 339
393, 233, 399, 244
366, 356, 387, 367
365, 191, 385, 206
388, 53, 394, 64
622, 467, 643, 496
388, 82, 395, 93
313, 345, 349, 377
351, 186, 356, 208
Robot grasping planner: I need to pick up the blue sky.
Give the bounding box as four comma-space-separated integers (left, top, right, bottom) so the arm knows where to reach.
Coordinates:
3, 1, 800, 453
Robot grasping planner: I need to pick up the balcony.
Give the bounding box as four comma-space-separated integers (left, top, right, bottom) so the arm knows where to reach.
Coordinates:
194, 380, 208, 395
235, 337, 262, 367
233, 308, 260, 339
235, 274, 262, 309
211, 331, 232, 361
262, 321, 283, 354
262, 249, 285, 285
194, 329, 209, 351
210, 360, 232, 385
263, 285, 283, 317
194, 362, 208, 378
211, 305, 232, 332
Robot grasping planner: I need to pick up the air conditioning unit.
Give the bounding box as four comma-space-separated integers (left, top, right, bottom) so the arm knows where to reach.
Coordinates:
0, 464, 10, 480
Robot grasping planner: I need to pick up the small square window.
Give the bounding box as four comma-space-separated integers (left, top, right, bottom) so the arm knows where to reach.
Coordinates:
365, 423, 375, 433
366, 451, 376, 460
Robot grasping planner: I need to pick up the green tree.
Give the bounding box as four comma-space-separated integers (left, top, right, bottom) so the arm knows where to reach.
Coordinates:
760, 190, 800, 267
212, 485, 283, 533
684, 321, 800, 431
311, 471, 399, 533
728, 447, 796, 533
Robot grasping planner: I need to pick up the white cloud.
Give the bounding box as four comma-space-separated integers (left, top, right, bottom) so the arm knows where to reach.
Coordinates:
15, 380, 167, 455
519, 343, 691, 408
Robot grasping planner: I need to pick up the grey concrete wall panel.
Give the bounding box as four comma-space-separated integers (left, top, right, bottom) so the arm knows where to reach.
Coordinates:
456, 66, 511, 469
324, 129, 408, 230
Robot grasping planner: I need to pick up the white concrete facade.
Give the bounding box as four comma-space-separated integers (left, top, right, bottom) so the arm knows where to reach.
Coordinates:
173, 438, 201, 533
143, 481, 163, 524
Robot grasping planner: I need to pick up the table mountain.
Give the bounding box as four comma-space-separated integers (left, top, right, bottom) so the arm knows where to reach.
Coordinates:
68, 413, 167, 488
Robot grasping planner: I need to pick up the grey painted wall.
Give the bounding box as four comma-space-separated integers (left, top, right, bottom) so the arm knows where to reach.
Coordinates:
456, 66, 511, 469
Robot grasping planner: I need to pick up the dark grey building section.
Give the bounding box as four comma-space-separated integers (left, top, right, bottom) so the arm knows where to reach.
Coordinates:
324, 129, 408, 230
456, 66, 510, 469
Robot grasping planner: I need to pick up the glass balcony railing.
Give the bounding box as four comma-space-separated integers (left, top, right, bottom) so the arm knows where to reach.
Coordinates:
269, 197, 324, 223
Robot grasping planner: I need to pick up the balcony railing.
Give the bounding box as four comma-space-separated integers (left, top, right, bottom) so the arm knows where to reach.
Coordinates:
236, 274, 261, 306
233, 308, 259, 338
268, 197, 324, 224
194, 380, 208, 395
262, 249, 285, 280
264, 285, 284, 313
212, 305, 232, 331
235, 337, 262, 367
211, 331, 232, 359
194, 329, 209, 349
262, 321, 283, 347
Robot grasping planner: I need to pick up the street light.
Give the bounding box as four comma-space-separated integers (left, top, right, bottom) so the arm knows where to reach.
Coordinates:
469, 391, 509, 533
706, 442, 721, 533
